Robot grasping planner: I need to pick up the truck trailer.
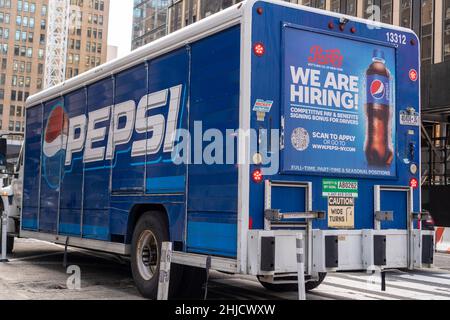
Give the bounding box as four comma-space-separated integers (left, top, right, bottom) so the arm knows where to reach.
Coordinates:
4, 0, 434, 298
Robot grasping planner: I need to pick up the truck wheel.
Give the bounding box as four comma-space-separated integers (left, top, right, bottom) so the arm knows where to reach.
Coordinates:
258, 273, 327, 292
130, 212, 182, 299
0, 235, 14, 254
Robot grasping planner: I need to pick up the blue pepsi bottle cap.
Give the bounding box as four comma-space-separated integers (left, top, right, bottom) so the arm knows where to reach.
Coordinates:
373, 49, 385, 62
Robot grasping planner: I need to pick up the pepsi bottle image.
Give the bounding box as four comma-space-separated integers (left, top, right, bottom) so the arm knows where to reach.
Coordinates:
364, 49, 394, 167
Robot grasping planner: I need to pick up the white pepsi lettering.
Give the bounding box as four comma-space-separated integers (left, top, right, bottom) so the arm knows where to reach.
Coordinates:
163, 85, 182, 153
62, 84, 182, 165
105, 100, 136, 160
84, 106, 111, 163
65, 115, 87, 165
132, 89, 168, 157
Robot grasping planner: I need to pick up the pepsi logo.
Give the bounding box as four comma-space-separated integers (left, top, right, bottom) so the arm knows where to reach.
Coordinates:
42, 104, 69, 189
370, 80, 385, 99
43, 105, 69, 158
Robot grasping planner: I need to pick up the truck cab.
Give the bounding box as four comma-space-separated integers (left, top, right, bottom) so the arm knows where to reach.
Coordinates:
0, 142, 23, 253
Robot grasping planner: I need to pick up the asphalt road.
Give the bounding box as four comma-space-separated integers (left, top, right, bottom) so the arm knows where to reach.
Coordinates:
1, 238, 450, 300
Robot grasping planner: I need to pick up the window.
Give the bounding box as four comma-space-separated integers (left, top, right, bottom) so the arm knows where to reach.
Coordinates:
170, 0, 183, 32
421, 0, 434, 64
17, 106, 22, 117
444, 0, 450, 60
363, 0, 375, 19
9, 105, 14, 116
380, 0, 393, 24
9, 120, 13, 131
11, 90, 16, 100
400, 0, 412, 28
300, 0, 326, 9
331, 0, 341, 12
346, 0, 358, 16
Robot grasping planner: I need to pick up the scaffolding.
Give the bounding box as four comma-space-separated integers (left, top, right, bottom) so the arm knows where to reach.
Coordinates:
44, 0, 70, 89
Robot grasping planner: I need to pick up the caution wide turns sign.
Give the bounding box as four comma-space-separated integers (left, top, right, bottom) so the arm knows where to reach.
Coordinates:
323, 179, 358, 229
327, 196, 355, 229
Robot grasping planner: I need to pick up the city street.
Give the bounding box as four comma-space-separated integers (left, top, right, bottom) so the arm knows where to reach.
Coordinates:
1, 238, 450, 300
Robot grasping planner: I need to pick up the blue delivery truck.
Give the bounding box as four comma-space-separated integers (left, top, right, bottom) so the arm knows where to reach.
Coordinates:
15, 0, 434, 298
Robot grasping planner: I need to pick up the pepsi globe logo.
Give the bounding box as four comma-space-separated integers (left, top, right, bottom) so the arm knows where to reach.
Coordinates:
42, 104, 69, 189
370, 80, 385, 100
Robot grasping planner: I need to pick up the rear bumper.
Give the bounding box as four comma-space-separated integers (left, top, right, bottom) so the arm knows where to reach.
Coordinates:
247, 229, 435, 277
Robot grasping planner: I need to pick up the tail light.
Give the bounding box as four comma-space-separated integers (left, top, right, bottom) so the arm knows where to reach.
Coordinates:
409, 178, 419, 189
252, 168, 263, 183
253, 43, 265, 57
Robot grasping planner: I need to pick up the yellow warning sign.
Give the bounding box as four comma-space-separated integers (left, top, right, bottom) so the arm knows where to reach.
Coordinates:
328, 196, 355, 229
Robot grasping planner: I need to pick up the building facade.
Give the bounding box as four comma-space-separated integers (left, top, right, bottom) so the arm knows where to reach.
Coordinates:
0, 0, 109, 155
132, 0, 449, 68
132, 0, 168, 50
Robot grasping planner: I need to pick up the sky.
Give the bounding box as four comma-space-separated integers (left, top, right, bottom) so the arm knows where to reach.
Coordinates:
107, 0, 134, 58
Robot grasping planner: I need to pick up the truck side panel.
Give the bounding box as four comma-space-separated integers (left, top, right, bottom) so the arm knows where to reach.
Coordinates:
23, 26, 240, 255
22, 105, 43, 231
82, 78, 114, 240
187, 26, 241, 258
59, 88, 86, 236
39, 98, 66, 234
111, 63, 147, 194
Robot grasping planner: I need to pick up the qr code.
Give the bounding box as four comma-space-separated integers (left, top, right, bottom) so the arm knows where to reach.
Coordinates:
291, 128, 310, 151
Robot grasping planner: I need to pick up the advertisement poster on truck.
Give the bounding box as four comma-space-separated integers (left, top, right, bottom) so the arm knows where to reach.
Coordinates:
282, 26, 397, 178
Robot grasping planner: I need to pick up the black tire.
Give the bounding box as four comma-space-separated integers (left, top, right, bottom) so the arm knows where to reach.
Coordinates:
130, 212, 182, 299
258, 273, 327, 292
0, 235, 14, 254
